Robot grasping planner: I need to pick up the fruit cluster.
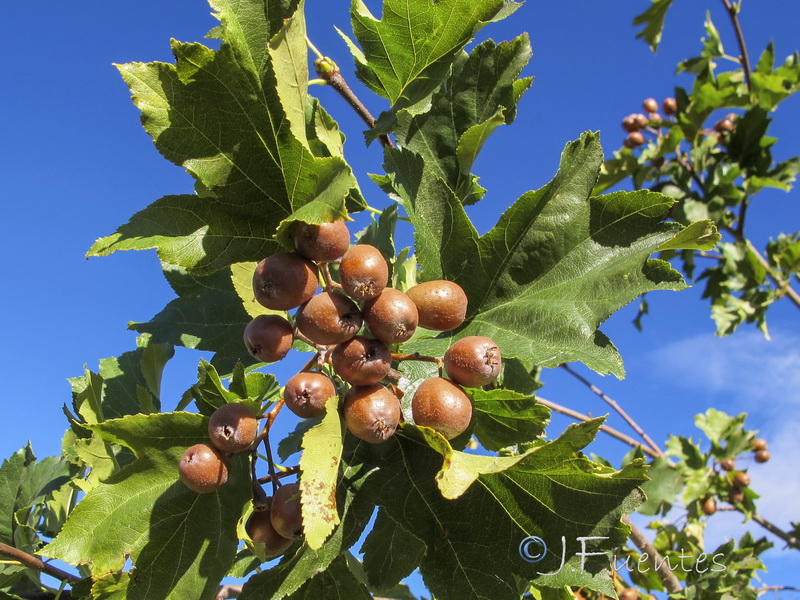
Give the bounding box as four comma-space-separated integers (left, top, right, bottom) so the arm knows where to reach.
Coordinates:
620, 96, 738, 151
244, 220, 502, 444
620, 97, 674, 149
700, 436, 769, 515
177, 220, 502, 555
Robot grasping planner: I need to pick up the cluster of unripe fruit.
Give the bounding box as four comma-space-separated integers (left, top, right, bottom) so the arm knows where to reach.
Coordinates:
701, 436, 769, 515
243, 219, 502, 444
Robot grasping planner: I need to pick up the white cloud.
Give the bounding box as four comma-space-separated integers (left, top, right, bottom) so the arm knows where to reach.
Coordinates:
648, 330, 800, 548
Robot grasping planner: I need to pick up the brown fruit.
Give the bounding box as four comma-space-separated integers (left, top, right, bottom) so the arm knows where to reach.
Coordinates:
728, 487, 745, 504
619, 588, 640, 600
643, 98, 658, 113
412, 377, 472, 440
283, 372, 336, 418
179, 443, 229, 493
662, 97, 677, 115
253, 253, 318, 310
719, 458, 736, 471
208, 403, 259, 453
733, 471, 751, 488
243, 314, 294, 364
363, 288, 419, 344
331, 335, 391, 385
624, 131, 645, 149
246, 500, 295, 557
755, 449, 771, 463
751, 438, 768, 451
622, 114, 640, 133
444, 336, 502, 387
292, 220, 351, 262
270, 482, 304, 539
339, 244, 389, 301
406, 280, 468, 331
701, 497, 717, 515
343, 384, 401, 444
633, 113, 650, 129
714, 118, 735, 133
295, 291, 363, 345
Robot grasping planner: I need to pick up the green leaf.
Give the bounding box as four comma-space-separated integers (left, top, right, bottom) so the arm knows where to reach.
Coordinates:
43, 413, 251, 600
469, 388, 549, 451
657, 219, 720, 251
69, 334, 174, 423
396, 133, 694, 377
341, 0, 520, 113
359, 420, 647, 599
637, 457, 683, 516
633, 0, 675, 53
89, 0, 360, 275
300, 394, 345, 550
695, 408, 747, 446
393, 36, 533, 204
131, 263, 252, 372
285, 555, 372, 600
360, 510, 426, 593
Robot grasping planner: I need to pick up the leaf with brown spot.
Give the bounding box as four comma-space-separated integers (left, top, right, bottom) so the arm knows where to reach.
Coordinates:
299, 393, 344, 549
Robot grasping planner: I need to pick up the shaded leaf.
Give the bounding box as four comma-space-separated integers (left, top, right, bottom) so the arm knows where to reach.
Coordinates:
43, 413, 250, 600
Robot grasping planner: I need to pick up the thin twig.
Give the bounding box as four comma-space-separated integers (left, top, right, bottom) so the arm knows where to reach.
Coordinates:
536, 397, 660, 459
759, 586, 800, 593
624, 516, 683, 593
560, 364, 663, 456
751, 513, 800, 550
0, 541, 80, 584
257, 465, 301, 485
721, 0, 753, 90
314, 57, 394, 149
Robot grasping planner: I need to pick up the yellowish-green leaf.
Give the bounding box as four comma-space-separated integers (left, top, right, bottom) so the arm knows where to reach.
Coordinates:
300, 393, 344, 549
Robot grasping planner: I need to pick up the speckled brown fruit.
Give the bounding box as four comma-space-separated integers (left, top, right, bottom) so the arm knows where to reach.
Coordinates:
728, 487, 745, 504
208, 403, 259, 453
406, 280, 468, 331
270, 482, 304, 540
714, 118, 735, 133
331, 335, 391, 385
701, 497, 717, 515
339, 244, 389, 301
283, 372, 336, 419
642, 98, 658, 113
444, 336, 502, 388
253, 253, 318, 310
734, 471, 751, 488
343, 384, 401, 444
243, 314, 294, 363
751, 438, 768, 451
295, 291, 363, 345
719, 458, 736, 471
412, 377, 472, 440
619, 588, 640, 600
755, 449, 771, 463
363, 288, 418, 344
179, 443, 229, 494
246, 500, 295, 557
292, 220, 351, 262
622, 114, 641, 132
662, 97, 677, 115
624, 131, 645, 149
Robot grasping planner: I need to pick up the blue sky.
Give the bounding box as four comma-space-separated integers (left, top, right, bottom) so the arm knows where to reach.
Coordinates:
3, 0, 799, 596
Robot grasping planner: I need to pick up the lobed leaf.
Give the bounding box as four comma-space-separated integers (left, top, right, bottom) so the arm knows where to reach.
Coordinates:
43, 413, 250, 600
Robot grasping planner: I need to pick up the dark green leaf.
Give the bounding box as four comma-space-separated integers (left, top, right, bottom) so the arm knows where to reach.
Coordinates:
469, 388, 549, 451
633, 0, 675, 53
